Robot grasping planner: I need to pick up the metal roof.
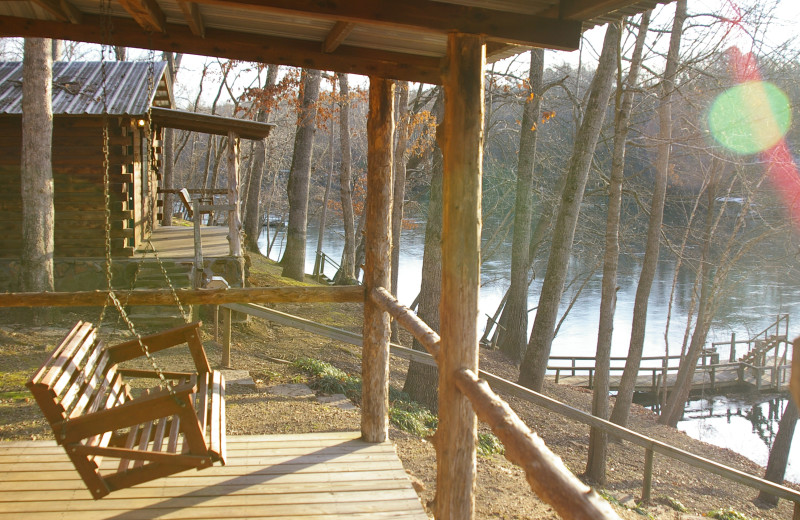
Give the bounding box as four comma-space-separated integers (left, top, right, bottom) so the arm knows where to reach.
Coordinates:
0, 1, 673, 85
0, 60, 171, 115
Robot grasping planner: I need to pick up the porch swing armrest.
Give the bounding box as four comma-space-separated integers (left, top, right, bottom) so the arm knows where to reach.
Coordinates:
106, 321, 212, 373
61, 380, 197, 444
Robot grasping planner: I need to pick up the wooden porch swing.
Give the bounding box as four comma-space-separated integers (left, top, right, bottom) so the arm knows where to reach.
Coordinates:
26, 320, 226, 499
25, 65, 226, 498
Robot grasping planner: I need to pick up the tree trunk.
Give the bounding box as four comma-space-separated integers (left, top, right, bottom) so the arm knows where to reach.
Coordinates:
314, 77, 337, 279
161, 52, 183, 227
496, 49, 543, 363
281, 69, 321, 281
757, 397, 799, 505
402, 89, 444, 412
21, 38, 54, 310
518, 22, 620, 392
660, 167, 717, 427
333, 73, 357, 285
612, 0, 686, 427
586, 12, 650, 485
390, 81, 410, 342
243, 65, 279, 253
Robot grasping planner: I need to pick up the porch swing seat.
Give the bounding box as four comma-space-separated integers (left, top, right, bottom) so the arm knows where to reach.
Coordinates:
26, 320, 226, 499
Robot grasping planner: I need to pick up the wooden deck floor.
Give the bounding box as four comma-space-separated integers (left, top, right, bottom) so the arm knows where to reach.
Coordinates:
138, 226, 232, 259
0, 431, 428, 520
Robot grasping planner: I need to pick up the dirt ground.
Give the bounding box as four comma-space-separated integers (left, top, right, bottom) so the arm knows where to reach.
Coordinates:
0, 253, 797, 519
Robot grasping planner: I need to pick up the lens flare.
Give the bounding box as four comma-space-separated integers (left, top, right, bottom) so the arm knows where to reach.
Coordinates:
709, 80, 791, 155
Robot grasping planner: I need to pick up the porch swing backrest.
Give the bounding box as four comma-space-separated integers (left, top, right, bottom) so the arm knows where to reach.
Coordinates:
26, 320, 226, 499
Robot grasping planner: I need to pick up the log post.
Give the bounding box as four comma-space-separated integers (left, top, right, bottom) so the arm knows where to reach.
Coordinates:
361, 77, 394, 443
436, 32, 484, 520
227, 131, 242, 258
221, 306, 232, 368
193, 199, 204, 288
642, 448, 654, 503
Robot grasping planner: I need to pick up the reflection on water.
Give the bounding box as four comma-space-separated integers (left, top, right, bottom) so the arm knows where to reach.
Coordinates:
259, 219, 800, 479
678, 396, 799, 483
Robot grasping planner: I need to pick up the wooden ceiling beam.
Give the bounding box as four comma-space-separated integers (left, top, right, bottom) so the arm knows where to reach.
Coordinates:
0, 14, 443, 84
117, 0, 167, 33
322, 21, 356, 53
177, 1, 205, 38
30, 0, 82, 24
192, 0, 582, 50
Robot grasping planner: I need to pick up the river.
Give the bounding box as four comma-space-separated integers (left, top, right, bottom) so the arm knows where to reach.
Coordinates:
258, 219, 800, 481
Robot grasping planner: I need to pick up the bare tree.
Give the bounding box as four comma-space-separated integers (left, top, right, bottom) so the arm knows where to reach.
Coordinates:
161, 52, 183, 227
402, 89, 443, 411
612, 0, 687, 427
21, 37, 54, 315
757, 397, 799, 505
243, 64, 279, 253
585, 12, 651, 485
390, 81, 410, 341
333, 73, 358, 284
281, 68, 321, 281
496, 48, 544, 362
519, 21, 621, 392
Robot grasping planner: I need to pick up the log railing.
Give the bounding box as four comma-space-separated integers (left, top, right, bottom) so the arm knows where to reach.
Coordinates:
371, 287, 620, 520
370, 286, 800, 519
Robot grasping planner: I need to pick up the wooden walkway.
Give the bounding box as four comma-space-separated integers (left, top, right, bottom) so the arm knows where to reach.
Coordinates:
549, 361, 789, 394
137, 226, 231, 259
0, 431, 428, 520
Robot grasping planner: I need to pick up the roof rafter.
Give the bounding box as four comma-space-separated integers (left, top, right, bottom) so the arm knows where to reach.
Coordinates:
117, 0, 167, 33
0, 14, 443, 84
177, 0, 205, 37
193, 0, 582, 50
322, 21, 356, 54
30, 0, 82, 24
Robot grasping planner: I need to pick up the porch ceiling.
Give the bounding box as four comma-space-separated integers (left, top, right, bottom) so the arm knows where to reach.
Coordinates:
1, 0, 668, 84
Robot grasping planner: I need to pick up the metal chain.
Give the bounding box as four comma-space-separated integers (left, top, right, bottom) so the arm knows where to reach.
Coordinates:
95, 9, 178, 399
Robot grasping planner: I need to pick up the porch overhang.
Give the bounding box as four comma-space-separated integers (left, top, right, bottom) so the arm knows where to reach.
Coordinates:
1, 0, 668, 84
150, 107, 275, 140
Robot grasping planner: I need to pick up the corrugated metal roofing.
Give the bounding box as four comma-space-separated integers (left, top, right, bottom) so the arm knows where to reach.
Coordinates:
0, 61, 170, 115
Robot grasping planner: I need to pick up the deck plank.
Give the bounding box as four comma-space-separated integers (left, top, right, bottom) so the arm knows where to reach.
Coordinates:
0, 432, 428, 519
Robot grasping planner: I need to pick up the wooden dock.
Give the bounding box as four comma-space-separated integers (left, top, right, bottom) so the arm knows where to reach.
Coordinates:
548, 363, 789, 394
0, 431, 428, 520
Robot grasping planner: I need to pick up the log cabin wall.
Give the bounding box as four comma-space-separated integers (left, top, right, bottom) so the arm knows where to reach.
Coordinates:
0, 115, 144, 260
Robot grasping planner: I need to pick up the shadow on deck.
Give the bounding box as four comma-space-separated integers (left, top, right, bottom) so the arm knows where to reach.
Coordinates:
0, 431, 427, 519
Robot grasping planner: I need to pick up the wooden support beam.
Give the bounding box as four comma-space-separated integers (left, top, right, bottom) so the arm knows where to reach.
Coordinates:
436, 32, 483, 520
177, 0, 205, 38
0, 15, 442, 84
188, 0, 582, 50
227, 131, 242, 257
0, 286, 364, 307
30, 0, 83, 24
322, 21, 356, 53
361, 77, 394, 444
118, 0, 167, 33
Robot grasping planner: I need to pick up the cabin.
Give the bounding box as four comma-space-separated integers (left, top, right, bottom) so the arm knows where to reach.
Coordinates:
7, 2, 798, 520
0, 60, 273, 293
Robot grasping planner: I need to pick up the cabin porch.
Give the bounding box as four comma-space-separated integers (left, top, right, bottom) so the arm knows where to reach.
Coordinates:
0, 431, 427, 520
